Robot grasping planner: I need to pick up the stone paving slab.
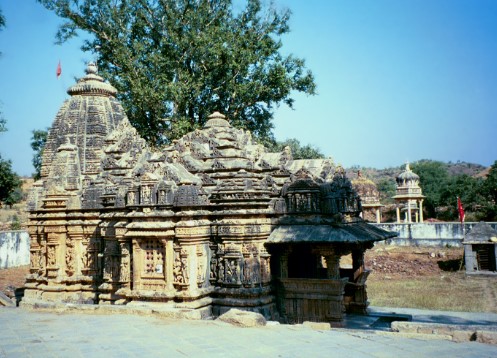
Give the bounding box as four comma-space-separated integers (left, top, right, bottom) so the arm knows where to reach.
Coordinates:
369, 306, 497, 326
1, 307, 497, 358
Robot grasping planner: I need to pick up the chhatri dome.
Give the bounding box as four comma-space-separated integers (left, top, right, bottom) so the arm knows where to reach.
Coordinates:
392, 163, 425, 223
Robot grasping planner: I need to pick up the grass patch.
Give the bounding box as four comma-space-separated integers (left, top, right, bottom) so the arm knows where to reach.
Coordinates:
368, 272, 497, 313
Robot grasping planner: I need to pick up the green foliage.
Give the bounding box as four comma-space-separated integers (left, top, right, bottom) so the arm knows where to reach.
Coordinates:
411, 160, 450, 218
483, 161, 497, 204
10, 215, 21, 230
4, 186, 23, 207
266, 138, 324, 160
438, 174, 485, 221
0, 7, 5, 128
0, 110, 5, 133
480, 160, 497, 220
39, 0, 316, 145
376, 178, 396, 205
351, 160, 496, 222
31, 129, 48, 180
0, 154, 22, 207
0, 7, 4, 30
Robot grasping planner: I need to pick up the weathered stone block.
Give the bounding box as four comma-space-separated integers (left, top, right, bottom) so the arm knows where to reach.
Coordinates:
302, 321, 331, 330
452, 330, 476, 343
0, 291, 15, 307
391, 321, 417, 333
476, 330, 497, 345
217, 308, 267, 327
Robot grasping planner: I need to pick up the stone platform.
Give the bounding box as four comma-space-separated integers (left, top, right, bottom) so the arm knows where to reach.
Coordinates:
1, 306, 497, 357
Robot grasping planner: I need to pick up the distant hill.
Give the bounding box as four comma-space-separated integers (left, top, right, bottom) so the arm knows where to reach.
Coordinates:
347, 160, 488, 184
445, 161, 487, 177
346, 160, 490, 211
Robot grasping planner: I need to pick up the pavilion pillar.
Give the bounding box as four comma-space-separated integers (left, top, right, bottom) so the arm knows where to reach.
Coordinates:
419, 199, 424, 223
375, 208, 381, 223
407, 200, 412, 223
396, 207, 401, 223
352, 249, 365, 278
165, 239, 175, 291
280, 251, 289, 279
131, 240, 142, 290
324, 252, 340, 279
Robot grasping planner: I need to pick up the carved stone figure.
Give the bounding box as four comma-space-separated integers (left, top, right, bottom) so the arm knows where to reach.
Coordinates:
173, 256, 183, 283
65, 239, 74, 275
47, 246, 56, 267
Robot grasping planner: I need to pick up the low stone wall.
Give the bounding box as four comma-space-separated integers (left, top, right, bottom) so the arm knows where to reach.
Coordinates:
372, 222, 497, 247
0, 231, 30, 268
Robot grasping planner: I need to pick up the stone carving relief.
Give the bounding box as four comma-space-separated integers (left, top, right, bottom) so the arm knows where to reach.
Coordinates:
81, 237, 100, 276
103, 240, 120, 282
196, 246, 205, 288
47, 246, 56, 267
30, 250, 40, 270
225, 259, 239, 285
120, 242, 131, 283
141, 185, 152, 205
65, 238, 75, 276
241, 244, 261, 287
173, 249, 189, 287
221, 244, 242, 286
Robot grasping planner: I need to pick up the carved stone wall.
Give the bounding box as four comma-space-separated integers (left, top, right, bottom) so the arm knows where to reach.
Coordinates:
25, 64, 391, 324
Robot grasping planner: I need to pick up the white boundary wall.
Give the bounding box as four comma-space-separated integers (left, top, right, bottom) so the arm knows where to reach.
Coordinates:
0, 231, 30, 268
372, 222, 497, 247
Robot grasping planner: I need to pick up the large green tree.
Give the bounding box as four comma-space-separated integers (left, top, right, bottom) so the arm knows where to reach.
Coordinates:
0, 6, 6, 132
0, 7, 20, 208
411, 160, 450, 218
31, 129, 48, 180
0, 154, 22, 208
266, 138, 324, 160
39, 0, 316, 145
438, 174, 485, 221
480, 161, 497, 220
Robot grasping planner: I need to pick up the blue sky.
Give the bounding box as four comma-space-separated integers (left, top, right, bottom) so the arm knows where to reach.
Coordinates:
1, 0, 496, 177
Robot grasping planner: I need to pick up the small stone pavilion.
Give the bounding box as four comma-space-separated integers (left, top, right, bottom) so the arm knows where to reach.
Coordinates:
24, 64, 395, 325
463, 222, 497, 274
392, 164, 425, 223
351, 171, 383, 223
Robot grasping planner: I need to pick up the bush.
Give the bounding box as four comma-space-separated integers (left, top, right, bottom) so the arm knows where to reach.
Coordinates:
10, 215, 21, 230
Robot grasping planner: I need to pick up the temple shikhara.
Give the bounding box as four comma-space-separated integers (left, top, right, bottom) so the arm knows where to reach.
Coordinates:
24, 64, 394, 325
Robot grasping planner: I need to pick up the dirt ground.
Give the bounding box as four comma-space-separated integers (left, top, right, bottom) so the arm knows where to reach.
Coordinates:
364, 246, 464, 279
0, 265, 29, 298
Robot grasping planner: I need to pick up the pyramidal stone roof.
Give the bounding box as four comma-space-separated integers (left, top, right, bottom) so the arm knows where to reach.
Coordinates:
30, 63, 341, 212
40, 63, 126, 180
351, 171, 381, 206
464, 222, 497, 243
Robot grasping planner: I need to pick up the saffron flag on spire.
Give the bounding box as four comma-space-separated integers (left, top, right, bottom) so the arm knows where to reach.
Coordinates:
457, 197, 465, 224
56, 60, 62, 79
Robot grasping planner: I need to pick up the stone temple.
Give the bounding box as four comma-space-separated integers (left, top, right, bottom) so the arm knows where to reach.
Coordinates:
24, 63, 394, 325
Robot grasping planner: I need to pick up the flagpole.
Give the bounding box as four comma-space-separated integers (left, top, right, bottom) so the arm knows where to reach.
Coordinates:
457, 196, 465, 238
